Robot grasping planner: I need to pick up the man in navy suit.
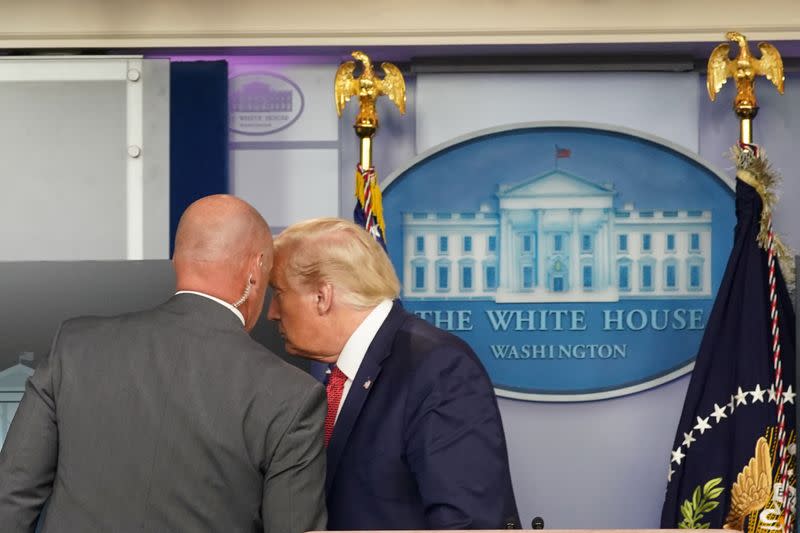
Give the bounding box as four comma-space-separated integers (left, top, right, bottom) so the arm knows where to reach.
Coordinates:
268, 217, 520, 530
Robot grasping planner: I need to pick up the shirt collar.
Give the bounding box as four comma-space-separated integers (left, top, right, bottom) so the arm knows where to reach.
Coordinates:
175, 291, 246, 326
335, 299, 393, 381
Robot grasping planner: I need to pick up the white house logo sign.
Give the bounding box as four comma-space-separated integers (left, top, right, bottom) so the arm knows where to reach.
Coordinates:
381, 125, 735, 401
229, 72, 305, 135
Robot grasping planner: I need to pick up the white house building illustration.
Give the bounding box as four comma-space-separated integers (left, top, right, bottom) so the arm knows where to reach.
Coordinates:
402, 170, 712, 303
0, 357, 34, 447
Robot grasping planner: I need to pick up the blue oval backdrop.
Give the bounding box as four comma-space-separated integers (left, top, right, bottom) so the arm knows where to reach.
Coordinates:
381, 123, 735, 402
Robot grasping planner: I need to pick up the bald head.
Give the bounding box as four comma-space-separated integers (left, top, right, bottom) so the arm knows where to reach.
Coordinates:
173, 195, 273, 331
174, 195, 271, 265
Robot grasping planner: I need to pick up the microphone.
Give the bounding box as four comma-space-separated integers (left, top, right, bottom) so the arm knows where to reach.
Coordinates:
531, 516, 545, 529
503, 516, 521, 529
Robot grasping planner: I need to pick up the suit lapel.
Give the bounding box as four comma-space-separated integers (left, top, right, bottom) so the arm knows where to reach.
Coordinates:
325, 301, 408, 491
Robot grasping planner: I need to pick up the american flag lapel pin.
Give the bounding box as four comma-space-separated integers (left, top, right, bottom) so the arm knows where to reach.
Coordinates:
363, 378, 372, 390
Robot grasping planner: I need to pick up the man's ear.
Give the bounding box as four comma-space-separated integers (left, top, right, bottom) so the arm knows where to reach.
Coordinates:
316, 282, 334, 315
250, 253, 264, 285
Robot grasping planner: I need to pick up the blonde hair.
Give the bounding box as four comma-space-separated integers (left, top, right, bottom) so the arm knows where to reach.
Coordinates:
275, 218, 400, 309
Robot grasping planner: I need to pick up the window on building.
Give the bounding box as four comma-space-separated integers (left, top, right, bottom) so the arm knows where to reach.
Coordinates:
553, 277, 565, 292
618, 263, 630, 290
582, 234, 592, 252
665, 263, 677, 289
690, 264, 702, 289
618, 234, 628, 252
642, 233, 652, 252
463, 236, 472, 253
520, 235, 531, 253
415, 236, 425, 254
583, 265, 593, 289
414, 265, 425, 290
485, 265, 497, 290
522, 266, 533, 288
461, 265, 473, 290
439, 236, 448, 254
437, 265, 449, 290
690, 233, 700, 252
666, 234, 675, 252
488, 235, 497, 253
641, 264, 653, 290
554, 234, 563, 251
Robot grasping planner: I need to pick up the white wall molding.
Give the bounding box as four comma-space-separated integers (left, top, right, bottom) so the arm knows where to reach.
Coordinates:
0, 0, 797, 48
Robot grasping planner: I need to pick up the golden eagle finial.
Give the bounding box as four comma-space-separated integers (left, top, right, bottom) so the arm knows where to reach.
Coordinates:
707, 31, 784, 113
723, 437, 774, 530
334, 50, 406, 132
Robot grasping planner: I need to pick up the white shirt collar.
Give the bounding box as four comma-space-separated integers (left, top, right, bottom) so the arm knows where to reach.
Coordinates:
335, 299, 393, 381
175, 291, 246, 326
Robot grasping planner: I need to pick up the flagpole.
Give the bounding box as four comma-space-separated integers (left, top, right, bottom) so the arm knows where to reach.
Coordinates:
706, 32, 794, 533
358, 133, 373, 171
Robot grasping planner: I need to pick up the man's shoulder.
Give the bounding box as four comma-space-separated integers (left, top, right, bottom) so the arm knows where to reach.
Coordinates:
51, 302, 189, 344
395, 311, 474, 357
385, 310, 486, 379
244, 346, 321, 391
239, 347, 324, 427
56, 308, 151, 337
56, 308, 313, 382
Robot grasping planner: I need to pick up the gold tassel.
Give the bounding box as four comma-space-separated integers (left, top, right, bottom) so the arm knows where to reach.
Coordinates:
370, 172, 387, 240
355, 166, 366, 205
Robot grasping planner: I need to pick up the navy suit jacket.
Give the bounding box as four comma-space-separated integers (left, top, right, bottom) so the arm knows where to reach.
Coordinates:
326, 301, 520, 530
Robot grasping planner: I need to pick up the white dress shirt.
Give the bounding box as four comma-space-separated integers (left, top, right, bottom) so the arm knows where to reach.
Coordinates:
332, 299, 393, 422
175, 290, 245, 326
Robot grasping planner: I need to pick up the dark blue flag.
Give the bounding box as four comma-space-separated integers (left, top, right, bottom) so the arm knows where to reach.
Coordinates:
661, 147, 796, 531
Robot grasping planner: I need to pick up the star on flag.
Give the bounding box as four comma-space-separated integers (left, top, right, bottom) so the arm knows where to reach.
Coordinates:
750, 384, 766, 403
711, 403, 728, 423
694, 416, 712, 434
671, 447, 686, 465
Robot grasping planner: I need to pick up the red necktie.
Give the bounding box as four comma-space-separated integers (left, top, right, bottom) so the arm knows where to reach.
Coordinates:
324, 366, 347, 446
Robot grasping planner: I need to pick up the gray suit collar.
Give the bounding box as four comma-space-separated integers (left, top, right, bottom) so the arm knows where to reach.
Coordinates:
161, 293, 246, 332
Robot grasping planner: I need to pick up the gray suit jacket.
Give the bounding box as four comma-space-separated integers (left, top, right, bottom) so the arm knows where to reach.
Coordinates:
0, 293, 327, 533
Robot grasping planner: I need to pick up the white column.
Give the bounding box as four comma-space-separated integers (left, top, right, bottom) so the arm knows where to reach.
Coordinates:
607, 208, 615, 286
533, 209, 540, 288
499, 210, 512, 291
599, 216, 609, 289
538, 213, 546, 291
704, 231, 711, 293
570, 209, 580, 292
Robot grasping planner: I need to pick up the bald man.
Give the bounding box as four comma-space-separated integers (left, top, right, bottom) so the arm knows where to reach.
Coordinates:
0, 195, 327, 533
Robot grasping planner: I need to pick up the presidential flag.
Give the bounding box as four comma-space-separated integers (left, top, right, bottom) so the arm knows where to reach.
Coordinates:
354, 163, 387, 248
661, 145, 796, 532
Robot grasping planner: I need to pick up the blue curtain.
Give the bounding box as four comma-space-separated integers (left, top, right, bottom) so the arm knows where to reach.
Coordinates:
169, 61, 229, 255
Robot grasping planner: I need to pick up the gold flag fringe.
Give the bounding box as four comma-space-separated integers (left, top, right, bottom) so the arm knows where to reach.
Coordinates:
733, 145, 796, 290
